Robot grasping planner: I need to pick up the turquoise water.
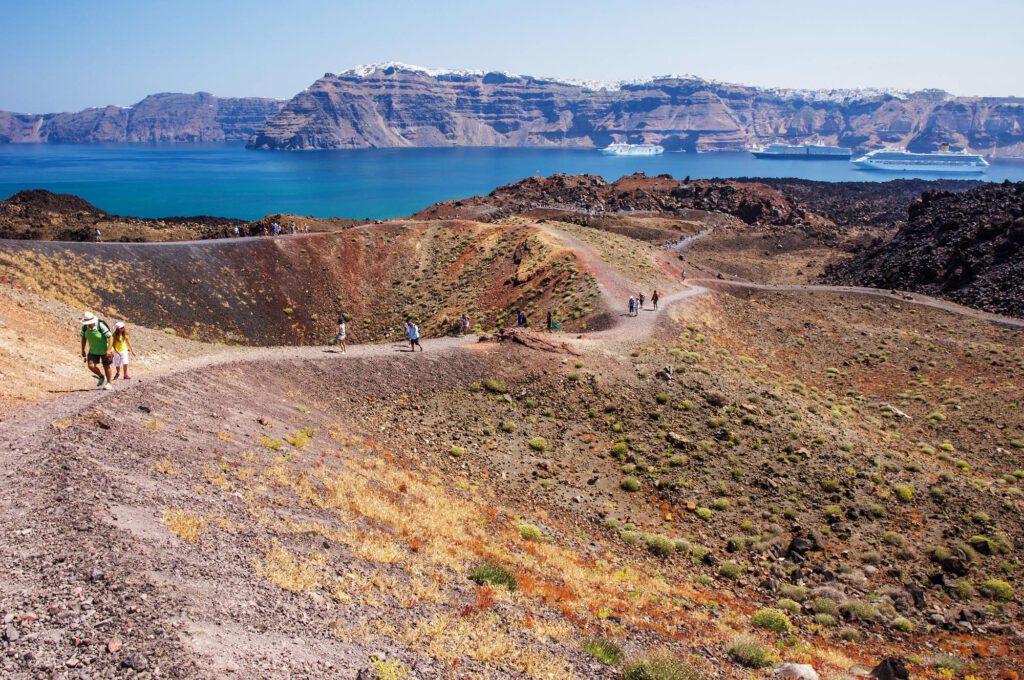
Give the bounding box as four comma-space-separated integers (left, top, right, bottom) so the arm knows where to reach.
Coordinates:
2, 143, 1023, 220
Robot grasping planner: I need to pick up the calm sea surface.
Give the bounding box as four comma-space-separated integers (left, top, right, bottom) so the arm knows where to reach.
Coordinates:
2, 143, 1023, 220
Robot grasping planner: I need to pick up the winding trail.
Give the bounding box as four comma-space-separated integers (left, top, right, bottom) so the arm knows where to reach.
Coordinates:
3, 224, 1023, 458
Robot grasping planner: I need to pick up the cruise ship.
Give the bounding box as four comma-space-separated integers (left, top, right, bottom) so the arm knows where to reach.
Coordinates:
750, 142, 852, 160
601, 142, 665, 156
852, 146, 989, 173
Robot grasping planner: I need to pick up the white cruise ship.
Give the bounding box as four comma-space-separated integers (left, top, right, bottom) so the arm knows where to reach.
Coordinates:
852, 146, 989, 174
601, 142, 665, 156
750, 142, 851, 160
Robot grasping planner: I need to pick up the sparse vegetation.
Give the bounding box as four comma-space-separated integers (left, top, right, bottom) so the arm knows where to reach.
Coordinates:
517, 523, 543, 541
622, 649, 703, 680
528, 437, 547, 452
582, 637, 622, 666
725, 634, 773, 669
750, 608, 791, 633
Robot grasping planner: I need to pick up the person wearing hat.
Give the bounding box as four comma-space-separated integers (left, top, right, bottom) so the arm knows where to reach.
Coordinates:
80, 312, 114, 390
111, 321, 136, 380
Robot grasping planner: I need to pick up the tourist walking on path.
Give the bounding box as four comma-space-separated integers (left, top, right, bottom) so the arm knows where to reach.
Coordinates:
651, 290, 660, 310
111, 322, 136, 380
405, 320, 423, 351
515, 310, 528, 328
335, 315, 348, 353
639, 292, 646, 310
460, 314, 471, 336
80, 312, 114, 390
628, 295, 636, 316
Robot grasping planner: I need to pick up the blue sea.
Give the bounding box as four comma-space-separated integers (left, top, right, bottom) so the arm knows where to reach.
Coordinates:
2, 143, 1023, 220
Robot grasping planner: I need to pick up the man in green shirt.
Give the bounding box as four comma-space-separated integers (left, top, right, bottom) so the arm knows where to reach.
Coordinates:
80, 312, 114, 390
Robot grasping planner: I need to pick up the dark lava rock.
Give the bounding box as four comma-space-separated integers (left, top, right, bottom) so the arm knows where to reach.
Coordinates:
121, 652, 149, 671
827, 181, 1024, 317
869, 658, 909, 680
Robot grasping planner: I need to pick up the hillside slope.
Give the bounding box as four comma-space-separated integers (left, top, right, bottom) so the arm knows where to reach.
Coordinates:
0, 220, 605, 345
248, 63, 1024, 154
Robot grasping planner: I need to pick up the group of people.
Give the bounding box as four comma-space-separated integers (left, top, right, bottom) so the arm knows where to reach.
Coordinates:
240, 222, 311, 238
628, 290, 660, 316
80, 312, 136, 390
333, 316, 423, 353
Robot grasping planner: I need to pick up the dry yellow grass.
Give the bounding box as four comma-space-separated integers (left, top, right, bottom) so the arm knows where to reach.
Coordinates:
162, 509, 208, 544
253, 539, 326, 592
152, 458, 179, 475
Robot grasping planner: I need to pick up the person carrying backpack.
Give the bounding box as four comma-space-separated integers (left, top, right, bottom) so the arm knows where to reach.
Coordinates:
405, 320, 423, 352
80, 312, 114, 389
651, 290, 660, 310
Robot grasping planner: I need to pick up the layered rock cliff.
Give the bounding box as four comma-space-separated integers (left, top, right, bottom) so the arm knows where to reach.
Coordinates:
0, 93, 285, 144
247, 63, 1024, 154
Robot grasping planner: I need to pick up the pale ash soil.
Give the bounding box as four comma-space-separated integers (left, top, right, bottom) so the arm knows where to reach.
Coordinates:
2, 221, 1024, 678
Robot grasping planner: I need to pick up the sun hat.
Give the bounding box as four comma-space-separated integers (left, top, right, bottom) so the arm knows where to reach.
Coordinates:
81, 312, 97, 326
114, 321, 125, 329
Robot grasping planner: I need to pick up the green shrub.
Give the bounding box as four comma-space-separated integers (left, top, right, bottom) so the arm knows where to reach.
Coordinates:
517, 524, 542, 541
776, 598, 801, 615
449, 445, 465, 458
725, 634, 774, 669
582, 637, 622, 666
719, 561, 743, 580
883, 531, 905, 546
751, 608, 791, 633
814, 613, 836, 626
645, 533, 676, 558
841, 627, 863, 642
610, 441, 629, 457
500, 421, 516, 433
621, 530, 641, 546
621, 476, 641, 492
812, 597, 838, 616
528, 437, 547, 452
841, 600, 878, 621
712, 498, 730, 511
779, 584, 808, 602
622, 649, 703, 680
695, 507, 712, 521
655, 393, 670, 405
468, 562, 517, 591
892, 617, 914, 633
893, 484, 914, 502
483, 378, 507, 394
980, 578, 1014, 601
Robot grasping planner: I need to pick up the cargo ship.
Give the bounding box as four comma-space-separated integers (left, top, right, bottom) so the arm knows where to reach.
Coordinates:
750, 142, 852, 160
601, 142, 665, 156
851, 145, 988, 173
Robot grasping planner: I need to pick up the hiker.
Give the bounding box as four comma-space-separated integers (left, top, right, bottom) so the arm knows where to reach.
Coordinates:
80, 312, 114, 390
111, 321, 136, 380
652, 290, 660, 310
681, 270, 687, 281
405, 320, 423, 351
232, 225, 240, 237
335, 316, 348, 352
460, 314, 471, 336
516, 310, 528, 328
290, 223, 297, 235
639, 292, 646, 310
94, 228, 102, 242
628, 295, 636, 316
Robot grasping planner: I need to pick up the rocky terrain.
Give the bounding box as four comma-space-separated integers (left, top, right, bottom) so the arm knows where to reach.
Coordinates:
247, 63, 1024, 154
3, 175, 1024, 678
827, 182, 1024, 317
0, 92, 284, 144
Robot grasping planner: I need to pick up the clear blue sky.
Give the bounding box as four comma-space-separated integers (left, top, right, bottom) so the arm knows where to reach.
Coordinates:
3, 0, 1022, 113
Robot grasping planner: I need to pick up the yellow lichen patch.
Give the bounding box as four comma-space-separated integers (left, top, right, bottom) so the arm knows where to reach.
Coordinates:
152, 458, 178, 475
253, 539, 326, 592
397, 611, 574, 679
217, 430, 235, 442
162, 509, 208, 544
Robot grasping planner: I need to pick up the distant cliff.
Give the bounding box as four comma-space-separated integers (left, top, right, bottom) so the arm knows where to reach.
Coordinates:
247, 63, 1024, 155
0, 93, 285, 144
